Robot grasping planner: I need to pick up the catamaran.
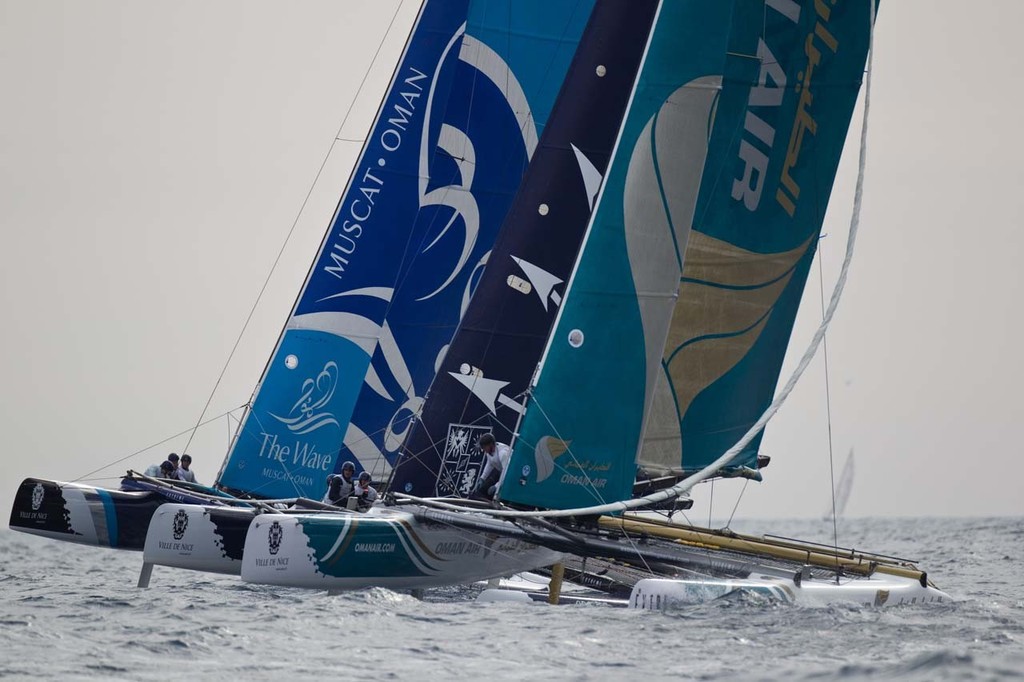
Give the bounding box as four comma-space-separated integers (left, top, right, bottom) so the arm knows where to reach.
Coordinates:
10, 0, 950, 608
10, 0, 592, 584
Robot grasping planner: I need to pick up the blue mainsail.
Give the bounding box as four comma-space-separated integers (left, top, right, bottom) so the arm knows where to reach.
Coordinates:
216, 1, 469, 498
218, 0, 594, 499
638, 0, 876, 478
389, 0, 660, 498
334, 0, 595, 481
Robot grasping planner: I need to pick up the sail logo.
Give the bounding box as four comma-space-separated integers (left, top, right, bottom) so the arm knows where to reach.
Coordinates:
30, 483, 44, 511
448, 363, 525, 416
268, 361, 340, 435
508, 256, 563, 311
731, 0, 842, 217
436, 424, 490, 496
267, 521, 283, 556
323, 66, 430, 284
172, 510, 189, 540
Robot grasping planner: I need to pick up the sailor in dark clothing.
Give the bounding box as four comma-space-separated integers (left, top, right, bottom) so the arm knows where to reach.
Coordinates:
322, 461, 357, 505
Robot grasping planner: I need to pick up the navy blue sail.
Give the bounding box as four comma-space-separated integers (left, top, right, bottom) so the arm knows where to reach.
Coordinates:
389, 0, 660, 498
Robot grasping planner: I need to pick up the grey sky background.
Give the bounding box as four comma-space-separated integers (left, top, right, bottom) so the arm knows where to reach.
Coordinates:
1, 1, 1021, 522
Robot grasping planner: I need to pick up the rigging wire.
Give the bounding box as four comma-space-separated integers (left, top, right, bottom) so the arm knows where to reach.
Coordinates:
725, 479, 749, 531
71, 405, 246, 483
182, 0, 409, 463
392, 0, 879, 521
818, 243, 841, 580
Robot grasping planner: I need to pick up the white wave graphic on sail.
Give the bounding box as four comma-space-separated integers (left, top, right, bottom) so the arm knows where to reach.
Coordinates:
415, 33, 539, 303
269, 361, 341, 435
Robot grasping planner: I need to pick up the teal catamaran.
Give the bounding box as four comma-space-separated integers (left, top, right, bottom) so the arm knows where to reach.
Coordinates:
12, 0, 949, 608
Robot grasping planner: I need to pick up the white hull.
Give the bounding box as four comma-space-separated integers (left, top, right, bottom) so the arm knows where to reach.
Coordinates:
143, 504, 255, 576
241, 506, 563, 591
630, 574, 951, 609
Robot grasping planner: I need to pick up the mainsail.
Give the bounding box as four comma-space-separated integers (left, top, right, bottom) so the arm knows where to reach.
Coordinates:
639, 0, 877, 478
216, 0, 470, 499
218, 0, 595, 500
500, 0, 875, 510
388, 0, 660, 498
333, 0, 595, 481
499, 0, 738, 510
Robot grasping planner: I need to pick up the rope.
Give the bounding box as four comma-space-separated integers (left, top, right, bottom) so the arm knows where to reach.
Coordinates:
393, 0, 878, 520
71, 405, 245, 482
819, 243, 841, 577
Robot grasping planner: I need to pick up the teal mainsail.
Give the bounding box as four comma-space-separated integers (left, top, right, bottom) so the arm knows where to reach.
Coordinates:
500, 0, 875, 509
638, 0, 876, 478
499, 0, 737, 509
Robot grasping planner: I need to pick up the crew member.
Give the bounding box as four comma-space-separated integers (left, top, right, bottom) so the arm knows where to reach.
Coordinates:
353, 471, 378, 511
322, 461, 357, 505
176, 454, 197, 483
473, 433, 510, 499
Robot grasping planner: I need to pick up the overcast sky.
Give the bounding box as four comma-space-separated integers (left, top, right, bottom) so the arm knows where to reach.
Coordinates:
1, 1, 1021, 523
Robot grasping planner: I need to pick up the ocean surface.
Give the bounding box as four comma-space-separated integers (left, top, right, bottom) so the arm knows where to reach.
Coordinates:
1, 516, 1021, 681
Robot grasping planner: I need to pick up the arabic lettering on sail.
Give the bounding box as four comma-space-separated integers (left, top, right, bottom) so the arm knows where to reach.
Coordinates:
776, 0, 842, 217
269, 362, 341, 435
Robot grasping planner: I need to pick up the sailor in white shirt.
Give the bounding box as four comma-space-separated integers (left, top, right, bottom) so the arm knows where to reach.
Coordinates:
475, 433, 510, 499
322, 461, 357, 505
175, 454, 197, 484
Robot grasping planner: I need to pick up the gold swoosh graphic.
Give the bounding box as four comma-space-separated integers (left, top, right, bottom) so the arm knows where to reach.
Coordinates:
639, 231, 813, 470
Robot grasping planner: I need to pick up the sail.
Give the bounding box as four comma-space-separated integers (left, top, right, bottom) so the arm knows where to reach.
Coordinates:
217, 0, 595, 500
389, 0, 660, 498
499, 1, 738, 510
217, 0, 470, 499
638, 0, 876, 477
331, 0, 596, 480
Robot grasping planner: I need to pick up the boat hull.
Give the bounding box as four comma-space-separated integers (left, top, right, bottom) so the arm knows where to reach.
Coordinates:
242, 508, 563, 591
630, 574, 951, 609
143, 504, 255, 575
9, 477, 235, 551
9, 478, 163, 549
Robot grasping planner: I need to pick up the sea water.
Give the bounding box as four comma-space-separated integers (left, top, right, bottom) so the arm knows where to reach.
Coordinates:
1, 516, 1021, 681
